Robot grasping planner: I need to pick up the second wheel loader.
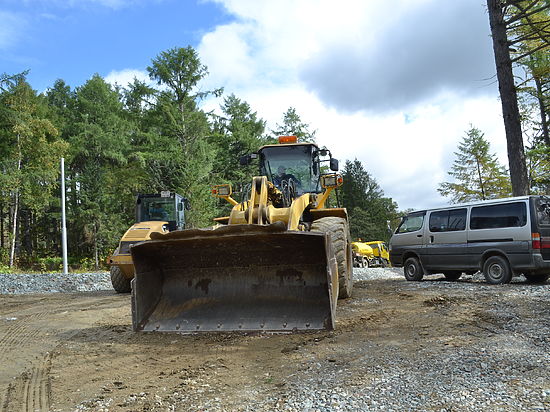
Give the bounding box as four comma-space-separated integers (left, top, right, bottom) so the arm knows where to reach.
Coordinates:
130, 136, 353, 333
108, 192, 187, 293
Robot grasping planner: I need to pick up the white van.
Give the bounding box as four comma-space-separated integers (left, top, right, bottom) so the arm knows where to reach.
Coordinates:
389, 196, 550, 284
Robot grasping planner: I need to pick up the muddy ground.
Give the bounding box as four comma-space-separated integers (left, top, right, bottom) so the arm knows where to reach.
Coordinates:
1, 272, 549, 411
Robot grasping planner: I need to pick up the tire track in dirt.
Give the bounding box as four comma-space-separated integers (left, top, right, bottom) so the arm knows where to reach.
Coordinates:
0, 316, 45, 362
21, 352, 52, 412
1, 353, 51, 412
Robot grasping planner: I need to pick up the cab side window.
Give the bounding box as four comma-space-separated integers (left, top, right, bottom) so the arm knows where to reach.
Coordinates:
429, 209, 467, 232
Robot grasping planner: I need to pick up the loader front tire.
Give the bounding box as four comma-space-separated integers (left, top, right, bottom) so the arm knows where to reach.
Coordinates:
311, 217, 353, 299
110, 265, 131, 293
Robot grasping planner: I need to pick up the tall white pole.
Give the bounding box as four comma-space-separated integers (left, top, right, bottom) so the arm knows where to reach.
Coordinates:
61, 158, 68, 275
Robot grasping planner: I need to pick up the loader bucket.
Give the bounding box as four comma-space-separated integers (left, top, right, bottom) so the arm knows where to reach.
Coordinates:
130, 222, 338, 333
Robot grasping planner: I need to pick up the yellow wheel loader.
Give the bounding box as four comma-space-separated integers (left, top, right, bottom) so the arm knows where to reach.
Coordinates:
130, 136, 353, 333
107, 192, 188, 293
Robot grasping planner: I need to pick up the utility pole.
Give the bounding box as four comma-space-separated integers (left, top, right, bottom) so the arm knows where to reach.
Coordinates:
61, 158, 68, 275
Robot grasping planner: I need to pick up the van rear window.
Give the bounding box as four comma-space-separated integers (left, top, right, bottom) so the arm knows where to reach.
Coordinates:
470, 202, 527, 230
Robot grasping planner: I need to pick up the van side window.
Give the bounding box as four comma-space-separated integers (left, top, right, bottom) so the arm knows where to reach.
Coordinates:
429, 208, 467, 232
470, 202, 527, 230
396, 213, 425, 233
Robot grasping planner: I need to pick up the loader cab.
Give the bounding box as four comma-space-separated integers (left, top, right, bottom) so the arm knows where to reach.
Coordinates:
135, 192, 187, 231
252, 138, 339, 196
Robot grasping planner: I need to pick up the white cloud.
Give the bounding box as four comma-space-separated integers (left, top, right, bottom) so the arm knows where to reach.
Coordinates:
198, 0, 507, 211
104, 68, 150, 87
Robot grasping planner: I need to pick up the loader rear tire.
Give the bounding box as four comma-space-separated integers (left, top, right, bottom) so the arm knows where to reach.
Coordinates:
110, 265, 131, 293
311, 217, 353, 299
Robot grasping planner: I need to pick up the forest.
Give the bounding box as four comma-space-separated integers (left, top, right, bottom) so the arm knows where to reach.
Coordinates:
0, 46, 399, 272
2, 1, 549, 272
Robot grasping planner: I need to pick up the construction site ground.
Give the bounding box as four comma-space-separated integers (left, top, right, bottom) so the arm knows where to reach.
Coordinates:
0, 268, 549, 411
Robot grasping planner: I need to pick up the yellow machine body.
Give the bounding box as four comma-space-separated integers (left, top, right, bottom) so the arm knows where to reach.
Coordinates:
108, 221, 168, 279
364, 241, 390, 261
351, 242, 374, 259
352, 240, 390, 267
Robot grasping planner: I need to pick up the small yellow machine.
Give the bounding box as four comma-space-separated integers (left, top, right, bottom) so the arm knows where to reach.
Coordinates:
352, 242, 374, 267
130, 136, 352, 333
107, 192, 187, 293
352, 240, 390, 268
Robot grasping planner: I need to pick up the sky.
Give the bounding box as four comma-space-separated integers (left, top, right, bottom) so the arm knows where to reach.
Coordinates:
1, 0, 508, 211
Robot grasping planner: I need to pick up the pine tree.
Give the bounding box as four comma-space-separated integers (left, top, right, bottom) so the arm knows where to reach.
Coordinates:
341, 159, 399, 241
272, 107, 316, 143
438, 127, 512, 203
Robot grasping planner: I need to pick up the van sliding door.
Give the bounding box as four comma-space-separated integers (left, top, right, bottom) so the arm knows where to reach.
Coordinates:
424, 209, 468, 271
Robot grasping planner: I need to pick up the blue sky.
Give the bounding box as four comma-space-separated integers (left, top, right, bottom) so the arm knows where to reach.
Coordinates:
1, 0, 230, 91
1, 0, 510, 211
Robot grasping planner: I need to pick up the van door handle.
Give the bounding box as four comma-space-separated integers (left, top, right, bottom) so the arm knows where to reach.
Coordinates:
416, 234, 423, 238
430, 235, 434, 243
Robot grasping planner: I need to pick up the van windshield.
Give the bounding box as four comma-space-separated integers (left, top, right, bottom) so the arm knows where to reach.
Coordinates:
396, 212, 425, 233
535, 197, 550, 226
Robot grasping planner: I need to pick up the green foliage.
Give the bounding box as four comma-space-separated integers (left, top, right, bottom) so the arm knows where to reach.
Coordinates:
0, 47, 402, 270
271, 107, 316, 143
438, 126, 512, 203
507, 1, 550, 145
527, 142, 550, 193
210, 94, 269, 209
341, 159, 399, 242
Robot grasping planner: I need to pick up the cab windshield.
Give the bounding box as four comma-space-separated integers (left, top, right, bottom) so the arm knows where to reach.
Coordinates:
138, 198, 176, 222
259, 145, 321, 194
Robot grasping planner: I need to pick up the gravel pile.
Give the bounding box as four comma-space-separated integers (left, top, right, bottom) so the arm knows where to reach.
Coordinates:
0, 268, 395, 295
0, 271, 112, 294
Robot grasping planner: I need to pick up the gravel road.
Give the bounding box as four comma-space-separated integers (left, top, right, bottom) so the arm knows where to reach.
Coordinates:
0, 268, 549, 411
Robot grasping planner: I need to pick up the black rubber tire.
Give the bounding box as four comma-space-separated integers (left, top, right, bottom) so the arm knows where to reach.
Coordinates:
403, 257, 424, 281
483, 256, 512, 284
110, 265, 132, 293
443, 271, 462, 281
311, 217, 353, 299
523, 273, 549, 283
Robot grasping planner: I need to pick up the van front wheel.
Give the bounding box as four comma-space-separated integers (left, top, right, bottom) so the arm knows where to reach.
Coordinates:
404, 257, 424, 281
483, 256, 512, 284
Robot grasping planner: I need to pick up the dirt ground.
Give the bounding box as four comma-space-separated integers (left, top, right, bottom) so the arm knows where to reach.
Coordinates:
1, 275, 549, 411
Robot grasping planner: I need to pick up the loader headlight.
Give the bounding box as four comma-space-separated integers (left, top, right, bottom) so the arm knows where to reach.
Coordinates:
321, 173, 343, 189
212, 184, 232, 197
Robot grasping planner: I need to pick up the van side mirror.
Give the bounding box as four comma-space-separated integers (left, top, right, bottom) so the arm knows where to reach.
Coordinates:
330, 158, 339, 171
